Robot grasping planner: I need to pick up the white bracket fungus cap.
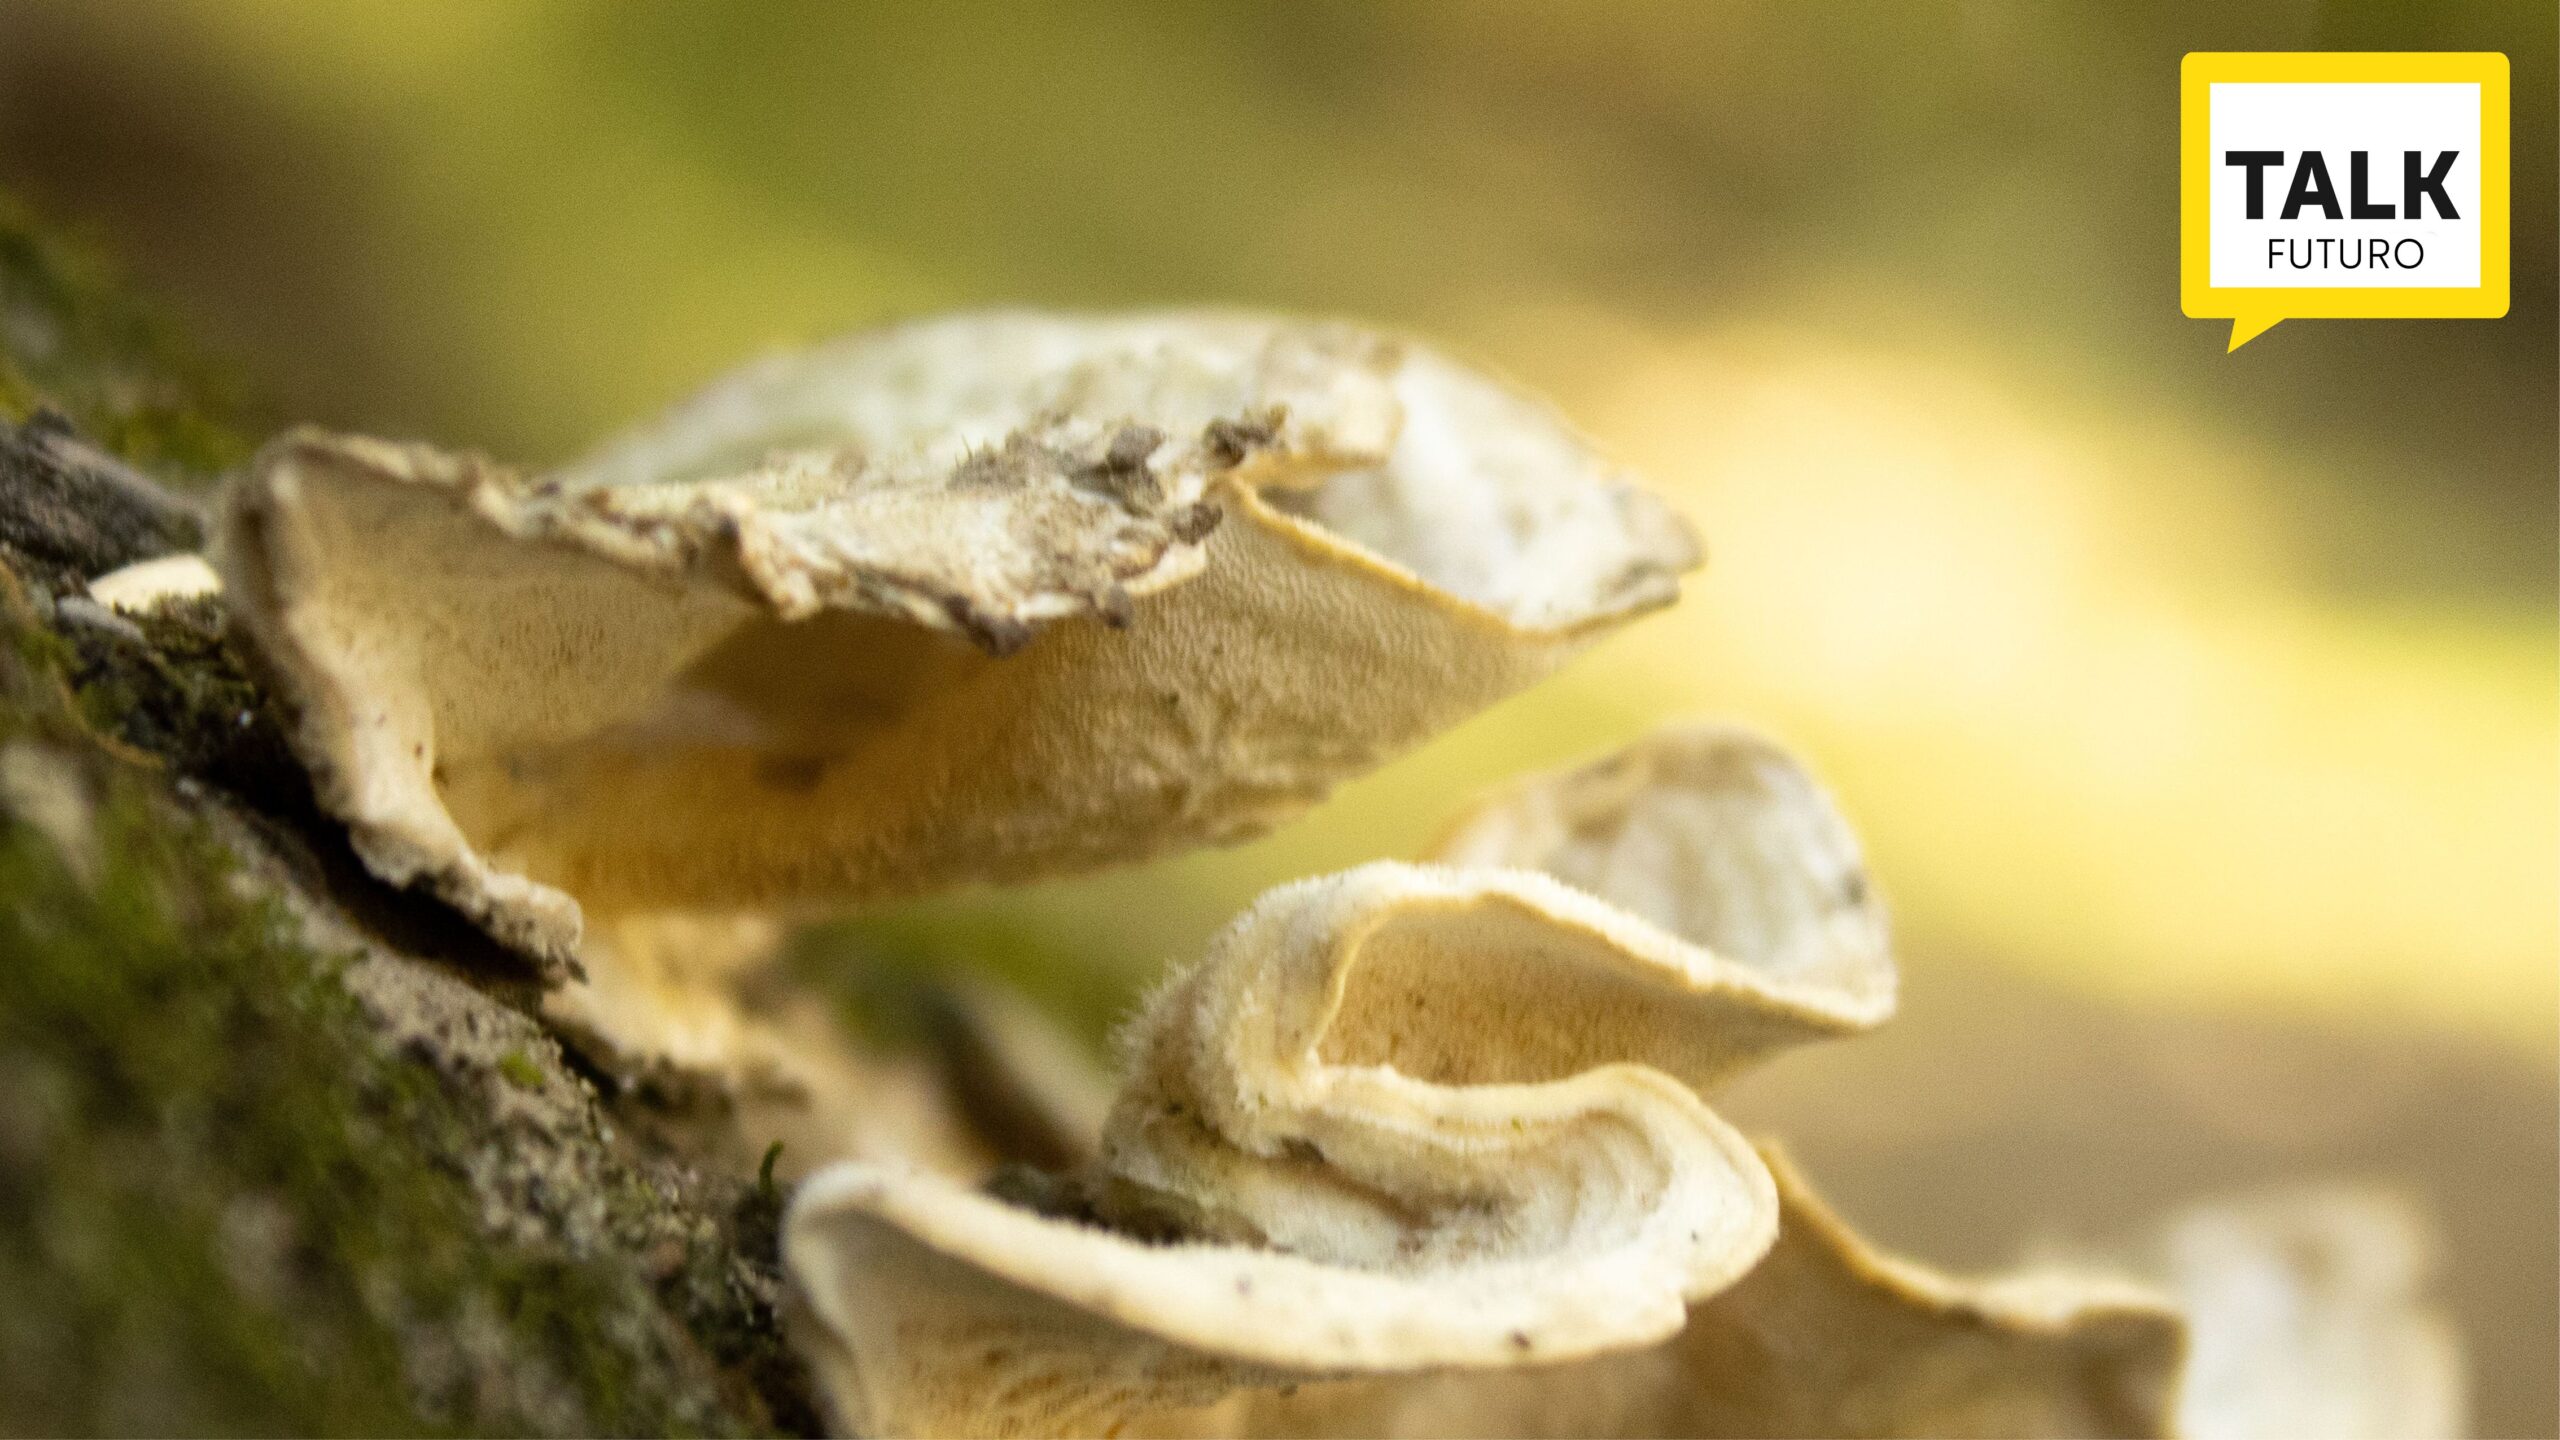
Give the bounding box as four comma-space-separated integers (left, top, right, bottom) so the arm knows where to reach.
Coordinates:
215, 311, 1699, 973
783, 726, 1909, 1436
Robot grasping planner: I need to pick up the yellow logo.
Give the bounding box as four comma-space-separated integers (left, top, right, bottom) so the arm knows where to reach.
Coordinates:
2181, 52, 2508, 350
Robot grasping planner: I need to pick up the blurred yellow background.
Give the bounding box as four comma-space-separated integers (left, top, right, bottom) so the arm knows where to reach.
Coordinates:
6, 0, 2545, 1044
1, 2, 2550, 1426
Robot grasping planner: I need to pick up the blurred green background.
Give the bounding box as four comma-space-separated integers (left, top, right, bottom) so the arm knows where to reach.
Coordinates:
0, 2, 2550, 1431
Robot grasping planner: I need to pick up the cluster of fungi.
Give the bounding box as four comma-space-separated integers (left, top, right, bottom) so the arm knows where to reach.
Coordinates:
99, 312, 2451, 1438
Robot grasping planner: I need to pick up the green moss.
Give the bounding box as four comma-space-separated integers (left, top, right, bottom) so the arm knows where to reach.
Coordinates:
0, 622, 780, 1435
0, 783, 417, 1433
0, 201, 805, 1436
0, 191, 260, 480
496, 1049, 546, 1092
37, 591, 310, 825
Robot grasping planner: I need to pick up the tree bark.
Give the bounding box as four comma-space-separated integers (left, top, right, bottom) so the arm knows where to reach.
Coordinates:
0, 198, 817, 1437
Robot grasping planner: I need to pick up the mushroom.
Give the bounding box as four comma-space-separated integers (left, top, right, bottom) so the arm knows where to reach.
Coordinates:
1427, 721, 1892, 1021
1195, 1171, 2468, 1440
784, 724, 2466, 1439
2140, 1188, 2465, 1440
783, 727, 1897, 1437
189, 305, 2463, 1439
214, 312, 1700, 977
1163, 1145, 2185, 1439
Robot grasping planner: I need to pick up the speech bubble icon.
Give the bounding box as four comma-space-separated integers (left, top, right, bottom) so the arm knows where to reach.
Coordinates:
2223, 311, 2286, 352
2181, 52, 2509, 351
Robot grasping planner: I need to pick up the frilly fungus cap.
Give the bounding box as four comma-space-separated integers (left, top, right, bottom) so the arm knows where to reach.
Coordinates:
1428, 721, 1894, 1022
780, 722, 2458, 1439
1166, 1146, 2187, 1440
782, 728, 1905, 1437
215, 311, 1699, 972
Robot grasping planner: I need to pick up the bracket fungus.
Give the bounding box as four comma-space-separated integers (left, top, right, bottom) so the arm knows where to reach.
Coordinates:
183, 307, 2463, 1439
783, 728, 1911, 1437
1159, 1146, 2187, 1440
213, 311, 1699, 973
1427, 722, 1894, 1028
779, 722, 2458, 1439
2143, 1189, 2465, 1440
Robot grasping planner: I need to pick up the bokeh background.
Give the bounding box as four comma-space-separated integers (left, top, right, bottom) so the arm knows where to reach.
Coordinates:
1, 2, 2549, 1430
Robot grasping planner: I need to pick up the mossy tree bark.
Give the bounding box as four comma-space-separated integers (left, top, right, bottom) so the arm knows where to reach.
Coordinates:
0, 196, 818, 1437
